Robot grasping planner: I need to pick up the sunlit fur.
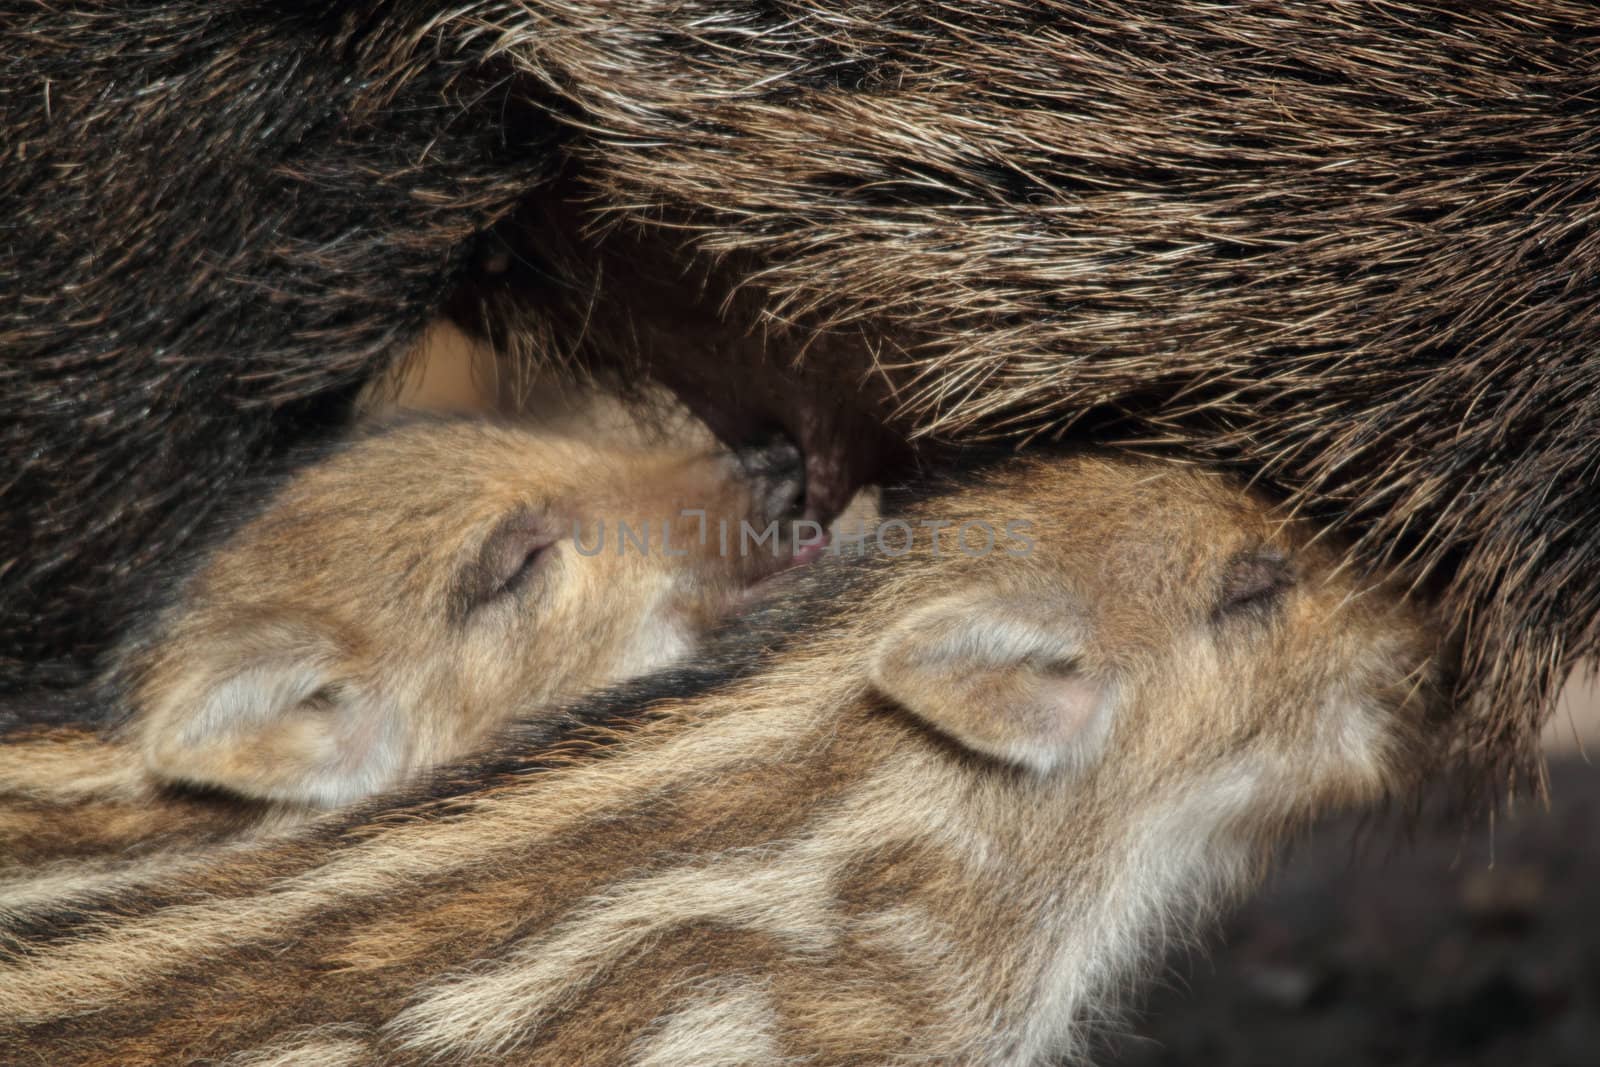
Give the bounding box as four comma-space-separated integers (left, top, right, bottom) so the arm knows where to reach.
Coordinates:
0, 453, 1445, 1065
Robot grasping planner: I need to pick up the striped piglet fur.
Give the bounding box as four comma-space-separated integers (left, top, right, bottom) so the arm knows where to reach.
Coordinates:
2, 414, 808, 875
0, 453, 1444, 1065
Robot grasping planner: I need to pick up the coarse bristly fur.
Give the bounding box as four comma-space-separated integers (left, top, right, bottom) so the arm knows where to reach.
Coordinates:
0, 453, 1447, 1065
4, 3, 1593, 794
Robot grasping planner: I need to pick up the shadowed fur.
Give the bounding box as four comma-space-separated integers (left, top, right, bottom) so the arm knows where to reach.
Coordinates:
0, 453, 1447, 1065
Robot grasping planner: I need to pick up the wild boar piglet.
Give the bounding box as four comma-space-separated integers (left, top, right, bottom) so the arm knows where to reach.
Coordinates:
114, 416, 808, 807
0, 452, 1448, 1066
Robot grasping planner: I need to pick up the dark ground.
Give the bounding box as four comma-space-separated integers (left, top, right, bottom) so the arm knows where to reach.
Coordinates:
1106, 690, 1600, 1067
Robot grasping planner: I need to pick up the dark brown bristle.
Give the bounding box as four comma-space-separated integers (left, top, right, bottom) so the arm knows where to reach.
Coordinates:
5, 2, 1598, 797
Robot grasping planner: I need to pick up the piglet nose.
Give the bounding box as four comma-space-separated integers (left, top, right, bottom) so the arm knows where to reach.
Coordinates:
730, 434, 806, 524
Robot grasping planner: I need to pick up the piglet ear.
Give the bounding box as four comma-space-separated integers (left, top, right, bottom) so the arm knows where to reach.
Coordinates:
868, 593, 1113, 774
130, 616, 403, 808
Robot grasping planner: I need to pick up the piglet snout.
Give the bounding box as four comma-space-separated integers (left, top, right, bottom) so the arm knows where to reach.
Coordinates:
730, 435, 806, 526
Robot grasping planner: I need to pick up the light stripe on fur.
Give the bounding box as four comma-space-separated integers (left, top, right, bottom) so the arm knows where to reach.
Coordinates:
0, 455, 1443, 1065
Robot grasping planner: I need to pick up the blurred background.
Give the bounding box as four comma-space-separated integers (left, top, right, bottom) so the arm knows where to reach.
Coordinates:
1102, 680, 1600, 1067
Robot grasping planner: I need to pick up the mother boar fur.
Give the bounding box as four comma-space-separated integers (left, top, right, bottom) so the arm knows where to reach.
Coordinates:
4, 1, 1599, 790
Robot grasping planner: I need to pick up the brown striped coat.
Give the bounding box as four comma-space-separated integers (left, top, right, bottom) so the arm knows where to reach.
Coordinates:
0, 454, 1444, 1065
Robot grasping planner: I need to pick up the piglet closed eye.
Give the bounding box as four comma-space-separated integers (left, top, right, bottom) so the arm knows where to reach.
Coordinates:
455, 509, 558, 615
1215, 546, 1295, 619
